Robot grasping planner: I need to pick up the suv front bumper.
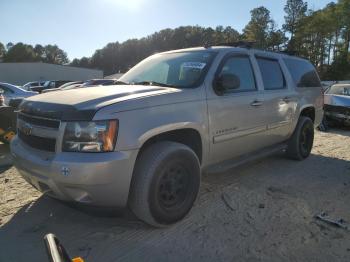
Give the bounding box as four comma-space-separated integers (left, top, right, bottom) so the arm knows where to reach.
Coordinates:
10, 137, 138, 207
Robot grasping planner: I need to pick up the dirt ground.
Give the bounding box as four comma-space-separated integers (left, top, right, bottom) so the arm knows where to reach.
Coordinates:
0, 129, 350, 262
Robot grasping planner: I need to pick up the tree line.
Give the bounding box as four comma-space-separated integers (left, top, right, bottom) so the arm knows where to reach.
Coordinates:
1, 0, 349, 80
0, 42, 69, 65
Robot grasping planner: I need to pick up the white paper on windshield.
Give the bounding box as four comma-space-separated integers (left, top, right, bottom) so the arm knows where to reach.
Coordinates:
182, 62, 206, 70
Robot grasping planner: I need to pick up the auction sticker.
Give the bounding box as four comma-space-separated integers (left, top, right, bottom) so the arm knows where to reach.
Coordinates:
182, 62, 206, 70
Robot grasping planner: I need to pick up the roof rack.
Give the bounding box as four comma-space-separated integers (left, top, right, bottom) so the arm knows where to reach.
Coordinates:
278, 50, 298, 56
210, 41, 256, 49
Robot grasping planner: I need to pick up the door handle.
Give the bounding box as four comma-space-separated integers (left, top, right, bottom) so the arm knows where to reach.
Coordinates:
250, 100, 263, 107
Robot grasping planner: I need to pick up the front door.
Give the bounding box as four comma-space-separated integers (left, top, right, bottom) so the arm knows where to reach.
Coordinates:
207, 53, 267, 165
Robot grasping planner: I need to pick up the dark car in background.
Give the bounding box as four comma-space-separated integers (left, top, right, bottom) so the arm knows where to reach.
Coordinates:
42, 79, 118, 92
22, 81, 46, 91
0, 82, 38, 105
41, 81, 84, 93
82, 79, 117, 87
30, 80, 72, 93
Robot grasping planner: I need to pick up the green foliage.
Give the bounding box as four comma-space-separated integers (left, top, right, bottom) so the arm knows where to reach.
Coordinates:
42, 45, 69, 64
0, 42, 5, 59
1, 42, 69, 64
289, 0, 350, 80
73, 25, 241, 75
283, 0, 308, 38
3, 43, 38, 62
243, 6, 273, 49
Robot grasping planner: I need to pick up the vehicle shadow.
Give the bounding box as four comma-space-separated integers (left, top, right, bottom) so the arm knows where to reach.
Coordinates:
1, 153, 350, 261
0, 195, 148, 261
0, 143, 12, 172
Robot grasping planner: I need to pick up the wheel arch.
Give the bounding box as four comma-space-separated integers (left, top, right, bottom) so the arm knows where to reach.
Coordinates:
299, 105, 315, 123
137, 127, 204, 164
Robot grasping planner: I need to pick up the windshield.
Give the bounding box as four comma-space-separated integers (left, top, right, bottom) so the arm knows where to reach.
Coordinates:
119, 51, 217, 88
327, 85, 350, 96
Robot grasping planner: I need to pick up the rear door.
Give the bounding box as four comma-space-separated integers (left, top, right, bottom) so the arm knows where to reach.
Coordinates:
206, 52, 268, 165
255, 55, 296, 145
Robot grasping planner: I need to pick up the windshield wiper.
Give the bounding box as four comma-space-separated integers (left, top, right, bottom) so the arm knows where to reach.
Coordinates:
132, 81, 176, 88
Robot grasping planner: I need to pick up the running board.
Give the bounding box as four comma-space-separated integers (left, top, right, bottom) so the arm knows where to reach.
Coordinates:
204, 143, 287, 175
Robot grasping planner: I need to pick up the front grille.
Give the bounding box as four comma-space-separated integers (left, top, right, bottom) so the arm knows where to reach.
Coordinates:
18, 131, 56, 152
18, 113, 60, 128
17, 112, 60, 152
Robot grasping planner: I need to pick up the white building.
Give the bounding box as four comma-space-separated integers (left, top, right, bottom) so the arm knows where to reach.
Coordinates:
0, 62, 103, 85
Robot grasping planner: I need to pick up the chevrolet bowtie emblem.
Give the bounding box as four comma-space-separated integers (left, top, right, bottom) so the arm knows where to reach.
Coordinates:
22, 123, 33, 136
61, 166, 70, 176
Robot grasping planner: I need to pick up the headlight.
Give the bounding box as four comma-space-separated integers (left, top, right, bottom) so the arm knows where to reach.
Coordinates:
62, 120, 118, 152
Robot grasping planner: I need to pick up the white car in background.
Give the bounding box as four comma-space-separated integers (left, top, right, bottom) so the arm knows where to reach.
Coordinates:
22, 81, 46, 91
0, 82, 38, 105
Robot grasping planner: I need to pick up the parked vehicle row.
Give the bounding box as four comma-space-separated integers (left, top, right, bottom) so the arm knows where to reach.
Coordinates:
22, 81, 46, 91
41, 79, 117, 93
0, 78, 121, 106
42, 81, 84, 93
0, 88, 17, 144
23, 79, 118, 94
10, 45, 323, 227
0, 82, 38, 105
28, 80, 73, 93
0, 78, 119, 145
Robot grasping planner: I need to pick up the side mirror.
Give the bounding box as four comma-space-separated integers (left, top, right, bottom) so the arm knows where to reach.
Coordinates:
213, 74, 240, 94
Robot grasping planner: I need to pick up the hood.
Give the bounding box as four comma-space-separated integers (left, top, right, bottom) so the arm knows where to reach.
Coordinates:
20, 85, 181, 121
324, 94, 350, 107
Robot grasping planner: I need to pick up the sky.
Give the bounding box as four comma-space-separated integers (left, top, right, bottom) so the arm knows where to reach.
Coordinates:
1, 0, 331, 60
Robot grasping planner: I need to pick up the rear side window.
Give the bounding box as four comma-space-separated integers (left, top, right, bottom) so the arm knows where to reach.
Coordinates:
256, 57, 286, 90
284, 58, 321, 88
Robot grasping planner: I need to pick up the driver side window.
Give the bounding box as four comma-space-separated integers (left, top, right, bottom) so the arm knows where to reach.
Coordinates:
218, 55, 256, 93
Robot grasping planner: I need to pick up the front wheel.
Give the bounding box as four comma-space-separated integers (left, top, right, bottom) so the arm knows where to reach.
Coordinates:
129, 141, 201, 227
286, 116, 314, 160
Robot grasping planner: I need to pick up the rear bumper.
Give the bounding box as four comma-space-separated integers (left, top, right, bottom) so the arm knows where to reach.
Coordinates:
10, 137, 138, 207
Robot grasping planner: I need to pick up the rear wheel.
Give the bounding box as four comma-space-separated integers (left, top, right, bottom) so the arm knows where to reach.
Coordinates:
286, 116, 314, 160
129, 141, 201, 227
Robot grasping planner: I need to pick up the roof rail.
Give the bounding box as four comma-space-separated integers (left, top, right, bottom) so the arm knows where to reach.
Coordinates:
278, 50, 298, 56
211, 41, 256, 49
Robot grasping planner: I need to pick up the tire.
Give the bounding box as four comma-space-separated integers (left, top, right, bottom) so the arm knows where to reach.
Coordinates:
129, 141, 201, 227
286, 116, 314, 160
317, 117, 328, 132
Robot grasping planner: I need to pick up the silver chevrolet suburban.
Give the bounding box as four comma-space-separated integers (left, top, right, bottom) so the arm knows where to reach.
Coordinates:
11, 46, 323, 227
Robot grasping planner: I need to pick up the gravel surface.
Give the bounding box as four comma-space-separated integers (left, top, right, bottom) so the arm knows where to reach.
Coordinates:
0, 129, 350, 262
